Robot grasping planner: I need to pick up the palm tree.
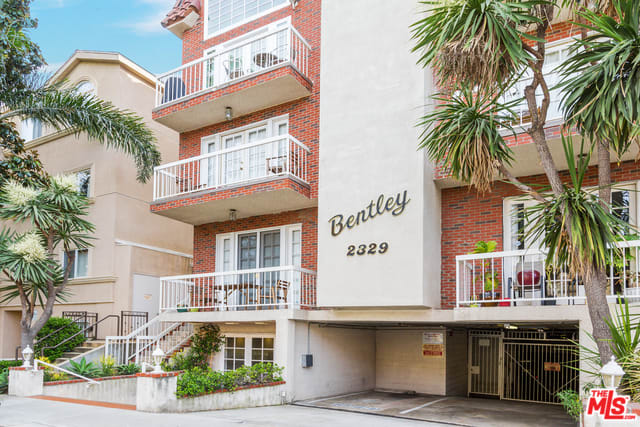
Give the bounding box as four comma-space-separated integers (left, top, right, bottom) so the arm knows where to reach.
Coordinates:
0, 0, 162, 352
411, 0, 640, 363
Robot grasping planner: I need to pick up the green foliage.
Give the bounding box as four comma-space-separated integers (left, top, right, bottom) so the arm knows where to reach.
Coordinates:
472, 240, 498, 254
99, 355, 116, 377
115, 363, 141, 376
164, 325, 225, 371
34, 317, 85, 361
526, 137, 628, 279
470, 240, 501, 291
0, 360, 22, 371
556, 389, 582, 421
417, 86, 517, 193
558, 0, 640, 155
0, 369, 8, 394
410, 0, 545, 88
176, 363, 284, 398
67, 357, 100, 378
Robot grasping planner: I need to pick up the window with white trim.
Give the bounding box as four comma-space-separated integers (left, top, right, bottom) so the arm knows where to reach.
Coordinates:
206, 0, 287, 37
222, 335, 275, 371
224, 336, 246, 370
20, 118, 42, 142
251, 337, 274, 365
63, 249, 88, 279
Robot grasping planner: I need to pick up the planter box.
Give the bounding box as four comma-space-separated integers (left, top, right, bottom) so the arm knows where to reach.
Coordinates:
43, 375, 137, 405
174, 382, 286, 413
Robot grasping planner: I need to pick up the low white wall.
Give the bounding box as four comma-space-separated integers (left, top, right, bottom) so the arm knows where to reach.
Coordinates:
174, 384, 285, 413
8, 368, 43, 397
43, 376, 137, 405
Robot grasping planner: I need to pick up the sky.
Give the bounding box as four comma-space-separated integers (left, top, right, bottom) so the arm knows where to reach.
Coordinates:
29, 0, 182, 75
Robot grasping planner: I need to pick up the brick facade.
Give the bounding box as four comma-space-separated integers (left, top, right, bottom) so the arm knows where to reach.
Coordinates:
194, 207, 318, 273
441, 160, 640, 309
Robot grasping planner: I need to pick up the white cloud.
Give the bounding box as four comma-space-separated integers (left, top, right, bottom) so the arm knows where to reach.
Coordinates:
40, 61, 64, 76
119, 0, 175, 35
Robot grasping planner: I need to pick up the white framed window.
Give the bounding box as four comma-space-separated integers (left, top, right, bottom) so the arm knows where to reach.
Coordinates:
75, 169, 91, 197
215, 223, 302, 272
20, 118, 42, 142
75, 80, 96, 96
200, 116, 289, 187
504, 182, 638, 251
63, 249, 89, 279
221, 334, 275, 371
205, 0, 288, 39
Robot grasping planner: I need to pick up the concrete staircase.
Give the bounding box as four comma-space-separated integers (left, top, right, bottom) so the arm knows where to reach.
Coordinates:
53, 339, 105, 365
167, 338, 192, 359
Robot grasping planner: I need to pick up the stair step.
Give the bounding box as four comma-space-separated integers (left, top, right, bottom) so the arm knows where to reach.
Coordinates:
53, 358, 69, 364
82, 340, 105, 348
61, 352, 82, 359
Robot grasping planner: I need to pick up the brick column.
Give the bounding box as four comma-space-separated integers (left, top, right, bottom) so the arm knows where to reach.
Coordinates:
135, 371, 180, 412
8, 366, 44, 397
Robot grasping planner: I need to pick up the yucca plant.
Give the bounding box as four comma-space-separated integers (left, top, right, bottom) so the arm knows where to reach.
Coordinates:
558, 0, 640, 156
411, 0, 545, 89
418, 86, 517, 193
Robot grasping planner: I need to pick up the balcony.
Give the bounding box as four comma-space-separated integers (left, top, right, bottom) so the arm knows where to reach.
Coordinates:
153, 21, 312, 132
456, 240, 640, 308
159, 266, 317, 312
151, 134, 313, 224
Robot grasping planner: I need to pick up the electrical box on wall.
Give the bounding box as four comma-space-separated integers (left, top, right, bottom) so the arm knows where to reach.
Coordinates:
301, 354, 313, 368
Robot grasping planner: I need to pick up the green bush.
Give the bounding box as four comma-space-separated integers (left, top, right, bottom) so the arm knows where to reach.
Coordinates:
176, 363, 284, 398
164, 324, 225, 371
115, 363, 141, 376
34, 317, 85, 361
557, 390, 582, 422
68, 357, 100, 378
0, 360, 22, 371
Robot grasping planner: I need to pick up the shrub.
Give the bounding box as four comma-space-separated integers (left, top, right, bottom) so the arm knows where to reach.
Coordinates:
164, 325, 225, 372
115, 363, 141, 376
176, 363, 284, 398
0, 360, 22, 371
68, 357, 100, 378
99, 355, 116, 377
0, 369, 8, 394
557, 390, 582, 422
34, 317, 85, 361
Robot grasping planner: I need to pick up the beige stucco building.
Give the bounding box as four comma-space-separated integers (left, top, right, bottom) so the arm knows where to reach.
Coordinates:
0, 51, 193, 358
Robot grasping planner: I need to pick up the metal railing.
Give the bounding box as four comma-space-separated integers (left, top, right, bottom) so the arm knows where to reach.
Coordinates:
500, 70, 564, 128
105, 316, 194, 365
153, 134, 310, 200
160, 266, 317, 312
155, 22, 310, 108
39, 315, 120, 357
456, 240, 640, 307
34, 359, 99, 385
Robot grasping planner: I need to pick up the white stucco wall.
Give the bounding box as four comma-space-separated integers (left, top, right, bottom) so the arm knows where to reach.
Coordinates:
318, 0, 440, 308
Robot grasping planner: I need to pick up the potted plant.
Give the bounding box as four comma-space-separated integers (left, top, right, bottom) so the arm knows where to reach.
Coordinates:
471, 240, 501, 305
189, 307, 199, 313
177, 304, 188, 313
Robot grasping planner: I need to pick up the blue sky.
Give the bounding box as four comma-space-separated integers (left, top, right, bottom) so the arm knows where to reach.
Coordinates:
30, 0, 182, 75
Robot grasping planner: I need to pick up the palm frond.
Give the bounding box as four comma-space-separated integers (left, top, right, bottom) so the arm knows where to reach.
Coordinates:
558, 0, 640, 156
1, 86, 161, 183
411, 0, 547, 89
418, 86, 517, 192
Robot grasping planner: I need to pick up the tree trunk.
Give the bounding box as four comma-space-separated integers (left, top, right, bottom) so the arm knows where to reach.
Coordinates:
584, 265, 614, 364
19, 300, 56, 358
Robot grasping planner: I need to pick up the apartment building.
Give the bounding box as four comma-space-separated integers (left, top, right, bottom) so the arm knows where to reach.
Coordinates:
109, 0, 634, 405
0, 51, 193, 358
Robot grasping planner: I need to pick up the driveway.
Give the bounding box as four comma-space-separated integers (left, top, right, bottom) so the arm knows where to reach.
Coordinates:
0, 395, 445, 427
296, 391, 576, 427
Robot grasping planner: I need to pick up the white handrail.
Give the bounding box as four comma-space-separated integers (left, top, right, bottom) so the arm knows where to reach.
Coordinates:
34, 359, 100, 385
161, 265, 306, 281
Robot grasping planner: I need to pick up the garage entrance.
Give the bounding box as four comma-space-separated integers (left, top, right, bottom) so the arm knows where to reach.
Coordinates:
469, 329, 579, 404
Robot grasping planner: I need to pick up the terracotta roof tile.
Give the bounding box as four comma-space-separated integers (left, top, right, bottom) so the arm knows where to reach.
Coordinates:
161, 0, 202, 28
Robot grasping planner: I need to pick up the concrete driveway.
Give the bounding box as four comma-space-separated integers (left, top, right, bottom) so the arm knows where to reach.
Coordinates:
296, 391, 577, 427
0, 395, 446, 427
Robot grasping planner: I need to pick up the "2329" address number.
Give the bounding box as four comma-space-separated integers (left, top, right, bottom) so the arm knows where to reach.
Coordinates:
347, 242, 389, 256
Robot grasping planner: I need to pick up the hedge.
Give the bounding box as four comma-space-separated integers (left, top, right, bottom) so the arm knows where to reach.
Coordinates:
0, 360, 22, 370
34, 317, 85, 361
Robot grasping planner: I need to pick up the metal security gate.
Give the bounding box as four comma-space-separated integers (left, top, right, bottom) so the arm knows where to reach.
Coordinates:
62, 311, 98, 339
120, 311, 149, 335
503, 341, 578, 404
468, 330, 503, 396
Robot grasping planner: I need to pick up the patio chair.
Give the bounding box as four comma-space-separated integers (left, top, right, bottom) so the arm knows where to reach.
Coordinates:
162, 77, 185, 103
260, 280, 290, 307
223, 59, 244, 80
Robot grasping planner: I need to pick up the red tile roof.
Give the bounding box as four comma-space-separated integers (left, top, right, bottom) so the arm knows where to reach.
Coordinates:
161, 0, 202, 28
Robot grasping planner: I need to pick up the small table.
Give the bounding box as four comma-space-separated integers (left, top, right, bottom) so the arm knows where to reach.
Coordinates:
253, 52, 282, 68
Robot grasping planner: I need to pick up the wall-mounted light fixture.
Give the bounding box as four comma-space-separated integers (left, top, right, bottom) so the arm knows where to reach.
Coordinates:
290, 0, 300, 9
229, 209, 237, 221
225, 106, 233, 121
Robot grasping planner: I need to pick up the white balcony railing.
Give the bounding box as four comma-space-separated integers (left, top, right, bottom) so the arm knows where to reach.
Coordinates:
153, 134, 310, 200
155, 22, 311, 108
456, 240, 640, 307
160, 266, 317, 312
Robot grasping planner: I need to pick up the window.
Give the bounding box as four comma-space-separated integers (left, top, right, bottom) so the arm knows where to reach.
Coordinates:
63, 249, 88, 279
76, 169, 91, 197
75, 81, 95, 96
206, 0, 287, 37
222, 335, 275, 370
224, 337, 246, 370
20, 118, 42, 142
251, 337, 274, 365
